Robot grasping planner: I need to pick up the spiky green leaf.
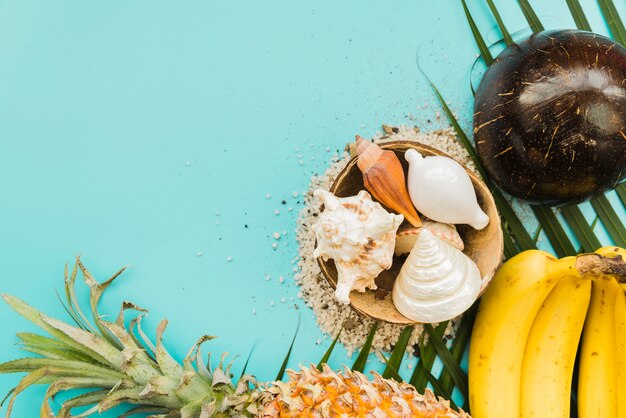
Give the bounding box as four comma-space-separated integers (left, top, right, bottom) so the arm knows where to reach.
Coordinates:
409, 321, 447, 391
378, 351, 403, 382
485, 0, 514, 46
461, 0, 494, 66
275, 315, 300, 381
3, 294, 120, 368
590, 194, 626, 247
64, 258, 98, 333
78, 260, 126, 349
561, 205, 602, 252
566, 0, 592, 31
531, 206, 577, 257
596, 0, 626, 45
420, 364, 458, 411
382, 325, 413, 380
351, 321, 379, 373
440, 305, 477, 394
617, 183, 626, 208
317, 328, 342, 370
518, 0, 544, 33
423, 324, 468, 401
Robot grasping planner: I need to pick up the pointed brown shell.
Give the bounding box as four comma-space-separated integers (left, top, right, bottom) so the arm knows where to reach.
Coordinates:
355, 136, 421, 227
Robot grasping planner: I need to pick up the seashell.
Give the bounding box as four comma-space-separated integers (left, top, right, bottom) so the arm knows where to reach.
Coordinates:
355, 136, 421, 227
392, 229, 482, 323
405, 149, 489, 230
394, 220, 464, 256
312, 189, 404, 304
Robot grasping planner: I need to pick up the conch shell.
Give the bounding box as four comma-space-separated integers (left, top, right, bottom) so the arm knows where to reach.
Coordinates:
355, 136, 421, 227
313, 189, 404, 304
392, 229, 481, 323
394, 220, 464, 256
405, 149, 489, 230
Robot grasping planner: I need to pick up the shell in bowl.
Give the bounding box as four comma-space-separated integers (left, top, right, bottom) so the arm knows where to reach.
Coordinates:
317, 140, 503, 325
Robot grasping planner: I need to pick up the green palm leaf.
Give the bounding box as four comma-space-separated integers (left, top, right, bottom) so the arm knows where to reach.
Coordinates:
461, 0, 494, 66
317, 328, 342, 370
378, 351, 404, 382
561, 206, 602, 252
596, 0, 626, 44
351, 322, 378, 373
590, 194, 626, 247
566, 0, 592, 30
423, 324, 469, 401
531, 206, 577, 257
382, 325, 413, 380
617, 184, 626, 208
439, 304, 477, 394
275, 315, 300, 381
518, 0, 544, 33
485, 0, 514, 46
409, 322, 447, 391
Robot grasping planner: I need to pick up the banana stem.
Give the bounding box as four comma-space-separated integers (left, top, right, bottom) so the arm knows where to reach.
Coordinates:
575, 253, 626, 282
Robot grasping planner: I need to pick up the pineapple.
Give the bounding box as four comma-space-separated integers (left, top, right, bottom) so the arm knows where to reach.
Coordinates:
259, 365, 470, 418
0, 259, 470, 418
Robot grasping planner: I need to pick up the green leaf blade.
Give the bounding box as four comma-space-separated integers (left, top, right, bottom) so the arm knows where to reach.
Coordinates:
420, 364, 458, 411
492, 190, 537, 251
518, 0, 545, 33
275, 315, 301, 381
409, 321, 447, 391
617, 183, 626, 208
531, 206, 577, 257
596, 0, 626, 45
352, 322, 379, 373
461, 0, 494, 66
503, 230, 519, 259
590, 194, 626, 247
485, 0, 515, 46
423, 324, 469, 401
382, 325, 413, 380
561, 205, 602, 252
439, 306, 477, 394
378, 352, 404, 382
566, 0, 592, 31
317, 328, 342, 371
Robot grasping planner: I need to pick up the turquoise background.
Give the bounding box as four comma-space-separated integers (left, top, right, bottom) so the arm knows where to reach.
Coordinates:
1, 1, 625, 416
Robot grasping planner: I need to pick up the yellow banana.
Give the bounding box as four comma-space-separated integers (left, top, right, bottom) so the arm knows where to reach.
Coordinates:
578, 274, 621, 418
469, 250, 573, 418
615, 284, 626, 418
520, 275, 591, 418
591, 246, 626, 418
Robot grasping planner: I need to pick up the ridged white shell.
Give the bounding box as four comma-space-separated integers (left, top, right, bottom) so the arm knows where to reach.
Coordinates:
405, 149, 489, 230
313, 189, 404, 304
392, 229, 481, 323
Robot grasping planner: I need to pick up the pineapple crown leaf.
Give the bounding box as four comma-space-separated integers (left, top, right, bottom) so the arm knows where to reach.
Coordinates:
0, 259, 257, 417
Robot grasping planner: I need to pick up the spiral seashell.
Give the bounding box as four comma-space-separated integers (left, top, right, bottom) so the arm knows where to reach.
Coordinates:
312, 189, 404, 304
405, 149, 489, 230
392, 229, 481, 323
355, 136, 421, 227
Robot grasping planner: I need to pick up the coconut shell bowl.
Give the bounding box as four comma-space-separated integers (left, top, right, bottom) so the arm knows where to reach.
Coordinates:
317, 140, 504, 325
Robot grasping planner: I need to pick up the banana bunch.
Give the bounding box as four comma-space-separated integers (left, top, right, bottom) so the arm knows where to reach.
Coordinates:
468, 247, 626, 418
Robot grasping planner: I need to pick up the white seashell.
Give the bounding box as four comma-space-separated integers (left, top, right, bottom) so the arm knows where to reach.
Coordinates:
392, 229, 482, 323
312, 189, 404, 304
394, 220, 464, 256
405, 149, 489, 230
